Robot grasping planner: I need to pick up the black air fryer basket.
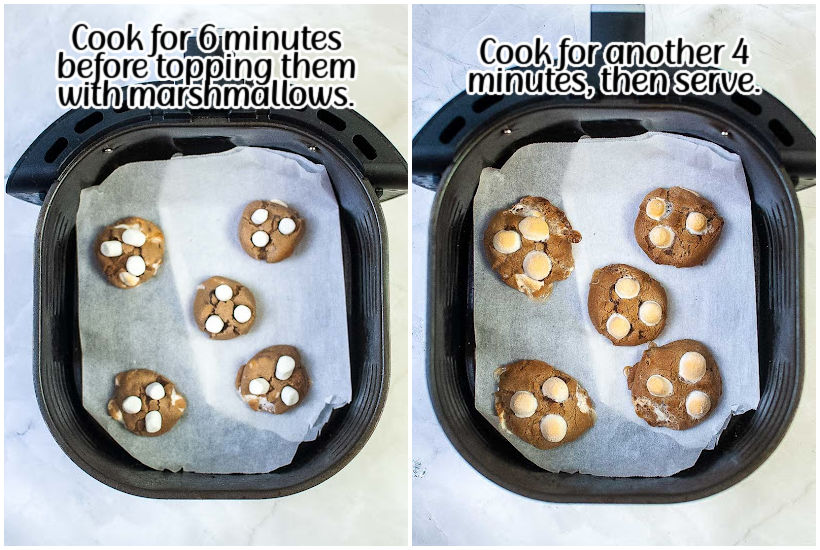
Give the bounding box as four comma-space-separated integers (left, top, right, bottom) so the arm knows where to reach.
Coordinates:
7, 98, 406, 497
414, 8, 814, 503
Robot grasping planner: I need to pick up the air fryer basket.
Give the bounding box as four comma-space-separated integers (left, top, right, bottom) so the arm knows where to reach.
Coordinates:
414, 8, 814, 503
6, 105, 406, 498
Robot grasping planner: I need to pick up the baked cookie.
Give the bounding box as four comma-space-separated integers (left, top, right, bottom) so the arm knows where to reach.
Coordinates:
483, 196, 582, 301
494, 359, 596, 449
235, 345, 310, 414
239, 200, 305, 263
634, 187, 724, 267
588, 264, 667, 346
94, 217, 164, 288
193, 276, 256, 340
107, 369, 186, 436
625, 339, 722, 430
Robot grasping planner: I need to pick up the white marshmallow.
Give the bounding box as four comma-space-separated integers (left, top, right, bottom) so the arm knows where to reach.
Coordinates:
646, 374, 674, 397
492, 230, 521, 254
251, 230, 270, 247
278, 218, 297, 235
121, 228, 146, 247
645, 198, 668, 220
638, 301, 663, 326
541, 377, 569, 403
510, 391, 538, 418
270, 199, 289, 207
275, 355, 297, 380
145, 382, 165, 400
119, 272, 140, 286
122, 395, 142, 414
125, 255, 146, 276
686, 212, 708, 235
648, 226, 675, 248
522, 251, 552, 281
214, 284, 233, 302
540, 414, 568, 443
606, 313, 631, 340
281, 386, 299, 406
233, 305, 252, 323
100, 240, 123, 257
679, 351, 707, 383
517, 216, 550, 241
144, 410, 162, 433
251, 208, 269, 225
204, 315, 224, 334
686, 390, 711, 419
614, 277, 640, 299
248, 377, 271, 395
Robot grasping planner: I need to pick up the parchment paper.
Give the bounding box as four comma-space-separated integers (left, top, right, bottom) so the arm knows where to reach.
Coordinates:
473, 132, 760, 477
78, 147, 351, 473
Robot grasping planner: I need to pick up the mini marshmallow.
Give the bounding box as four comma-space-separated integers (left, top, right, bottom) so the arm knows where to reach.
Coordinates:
614, 277, 640, 299
645, 198, 668, 220
278, 218, 297, 235
100, 240, 123, 257
648, 225, 675, 248
646, 374, 674, 397
121, 228, 147, 247
119, 272, 140, 286
540, 414, 568, 443
492, 230, 521, 254
126, 255, 146, 276
606, 313, 631, 340
281, 386, 299, 406
679, 351, 707, 383
275, 355, 297, 380
686, 212, 708, 235
145, 382, 165, 400
248, 377, 271, 395
510, 391, 538, 418
541, 377, 569, 403
685, 390, 711, 419
517, 216, 550, 241
523, 251, 552, 281
122, 395, 142, 414
251, 230, 270, 247
233, 305, 252, 323
204, 315, 224, 334
214, 284, 233, 302
514, 274, 544, 294
251, 208, 269, 225
638, 301, 663, 326
144, 410, 162, 433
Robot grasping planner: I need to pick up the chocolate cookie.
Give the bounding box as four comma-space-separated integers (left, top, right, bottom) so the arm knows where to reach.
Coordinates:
238, 200, 305, 263
107, 369, 186, 436
193, 276, 256, 340
634, 187, 724, 267
235, 345, 310, 414
494, 359, 596, 450
625, 339, 722, 430
588, 264, 667, 346
483, 196, 582, 301
94, 217, 164, 289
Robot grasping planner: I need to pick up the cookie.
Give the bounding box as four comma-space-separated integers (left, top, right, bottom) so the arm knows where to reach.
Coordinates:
634, 187, 724, 267
494, 359, 596, 449
235, 345, 310, 414
107, 369, 186, 436
193, 276, 257, 339
94, 217, 164, 288
483, 196, 582, 301
625, 339, 722, 430
238, 200, 305, 262
588, 264, 667, 346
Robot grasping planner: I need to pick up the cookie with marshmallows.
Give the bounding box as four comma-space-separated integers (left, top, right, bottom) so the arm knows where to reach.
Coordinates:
107, 369, 186, 436
588, 264, 667, 346
634, 187, 724, 268
625, 339, 722, 430
235, 345, 310, 414
239, 200, 305, 263
94, 217, 164, 289
193, 276, 256, 339
483, 196, 582, 301
494, 359, 595, 450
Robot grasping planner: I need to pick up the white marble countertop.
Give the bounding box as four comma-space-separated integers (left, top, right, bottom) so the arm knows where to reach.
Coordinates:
4, 5, 408, 545
412, 5, 815, 545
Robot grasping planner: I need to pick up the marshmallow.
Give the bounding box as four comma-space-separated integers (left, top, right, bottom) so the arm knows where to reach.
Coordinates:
646, 374, 674, 397
248, 377, 271, 395
541, 377, 569, 403
204, 315, 224, 334
145, 382, 165, 400
275, 355, 297, 380
144, 410, 162, 433
251, 230, 270, 247
638, 301, 663, 326
278, 218, 297, 235
645, 198, 668, 220
576, 389, 591, 414
214, 284, 233, 302
125, 255, 146, 276
270, 199, 289, 207
518, 216, 550, 241
251, 208, 269, 225
492, 230, 521, 254
122, 395, 142, 414
233, 304, 252, 323
281, 386, 299, 406
648, 225, 675, 248
121, 228, 146, 247
686, 212, 708, 235
606, 313, 631, 340
515, 274, 544, 294
100, 240, 123, 257
614, 277, 640, 299
510, 391, 538, 418
678, 351, 707, 383
523, 251, 552, 281
540, 414, 568, 443
119, 272, 140, 286
685, 390, 711, 419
